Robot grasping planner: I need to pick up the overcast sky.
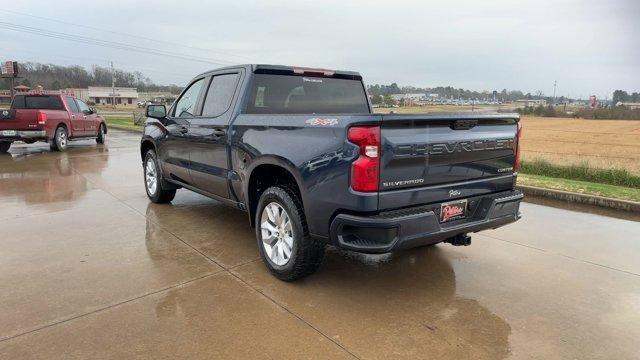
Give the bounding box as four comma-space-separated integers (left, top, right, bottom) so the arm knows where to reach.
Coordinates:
1, 0, 638, 98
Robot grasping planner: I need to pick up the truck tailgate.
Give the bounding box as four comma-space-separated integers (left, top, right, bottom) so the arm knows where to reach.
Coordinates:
0, 109, 39, 130
379, 113, 519, 209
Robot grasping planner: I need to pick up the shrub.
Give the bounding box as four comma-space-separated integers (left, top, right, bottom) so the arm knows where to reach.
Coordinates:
575, 107, 640, 120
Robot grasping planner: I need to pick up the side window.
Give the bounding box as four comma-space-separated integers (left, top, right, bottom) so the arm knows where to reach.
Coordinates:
202, 73, 240, 117
173, 78, 205, 118
65, 96, 80, 113
76, 99, 90, 113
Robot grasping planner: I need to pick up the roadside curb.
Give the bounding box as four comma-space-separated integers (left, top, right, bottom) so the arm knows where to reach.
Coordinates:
517, 185, 640, 213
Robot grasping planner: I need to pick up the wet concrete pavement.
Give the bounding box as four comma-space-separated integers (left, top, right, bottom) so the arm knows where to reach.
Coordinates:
1, 130, 639, 359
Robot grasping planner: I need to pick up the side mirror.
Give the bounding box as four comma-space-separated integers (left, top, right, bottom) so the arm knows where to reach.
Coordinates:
146, 104, 167, 119
89, 107, 97, 114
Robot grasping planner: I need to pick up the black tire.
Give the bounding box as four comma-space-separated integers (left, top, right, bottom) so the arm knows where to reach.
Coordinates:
255, 185, 325, 281
143, 150, 176, 203
0, 141, 11, 153
50, 126, 68, 152
96, 123, 106, 144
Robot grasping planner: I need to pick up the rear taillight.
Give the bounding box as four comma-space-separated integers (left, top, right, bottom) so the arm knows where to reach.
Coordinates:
348, 126, 380, 192
514, 122, 523, 172
37, 111, 47, 125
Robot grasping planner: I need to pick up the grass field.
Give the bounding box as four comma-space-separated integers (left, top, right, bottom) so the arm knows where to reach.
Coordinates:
518, 174, 640, 202
519, 116, 640, 174
105, 115, 141, 132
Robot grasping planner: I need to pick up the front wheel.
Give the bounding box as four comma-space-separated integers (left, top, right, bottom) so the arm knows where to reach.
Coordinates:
144, 150, 176, 203
96, 123, 106, 144
255, 186, 325, 281
0, 141, 11, 153
50, 126, 68, 152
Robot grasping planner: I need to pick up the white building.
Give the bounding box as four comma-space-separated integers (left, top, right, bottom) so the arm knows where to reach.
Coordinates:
64, 88, 90, 102
515, 99, 547, 107
87, 87, 138, 105
617, 102, 640, 109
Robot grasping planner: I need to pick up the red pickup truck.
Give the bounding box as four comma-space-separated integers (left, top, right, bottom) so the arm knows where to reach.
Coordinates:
0, 93, 107, 153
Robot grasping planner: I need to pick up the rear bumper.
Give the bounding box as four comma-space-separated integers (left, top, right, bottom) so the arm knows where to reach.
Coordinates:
0, 130, 47, 141
329, 190, 523, 253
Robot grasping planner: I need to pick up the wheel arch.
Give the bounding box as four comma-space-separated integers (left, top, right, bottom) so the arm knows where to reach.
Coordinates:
140, 138, 156, 162
245, 157, 305, 228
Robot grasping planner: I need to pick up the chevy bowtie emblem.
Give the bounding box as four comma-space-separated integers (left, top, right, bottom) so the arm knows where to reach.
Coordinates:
1, 110, 8, 116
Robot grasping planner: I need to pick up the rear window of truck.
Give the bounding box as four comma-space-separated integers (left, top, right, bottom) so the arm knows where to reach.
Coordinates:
245, 74, 369, 114
11, 95, 64, 110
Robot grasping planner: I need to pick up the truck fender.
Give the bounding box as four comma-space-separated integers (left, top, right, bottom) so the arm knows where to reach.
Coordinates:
242, 155, 307, 223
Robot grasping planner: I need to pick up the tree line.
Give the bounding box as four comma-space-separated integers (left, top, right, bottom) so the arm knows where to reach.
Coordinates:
612, 90, 640, 105
0, 62, 182, 94
366, 83, 553, 102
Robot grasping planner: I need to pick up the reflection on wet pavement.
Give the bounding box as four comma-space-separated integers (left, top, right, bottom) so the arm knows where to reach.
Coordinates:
1, 130, 639, 359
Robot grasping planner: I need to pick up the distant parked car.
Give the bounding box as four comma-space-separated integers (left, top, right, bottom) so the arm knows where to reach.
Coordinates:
0, 93, 107, 153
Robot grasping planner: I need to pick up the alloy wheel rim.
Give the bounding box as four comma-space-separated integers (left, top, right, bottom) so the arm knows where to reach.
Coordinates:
145, 160, 157, 195
58, 130, 67, 148
260, 202, 293, 266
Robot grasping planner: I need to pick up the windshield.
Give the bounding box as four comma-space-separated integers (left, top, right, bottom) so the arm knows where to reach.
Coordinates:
245, 74, 369, 114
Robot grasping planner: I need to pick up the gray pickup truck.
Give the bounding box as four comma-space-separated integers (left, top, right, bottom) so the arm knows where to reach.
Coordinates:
140, 64, 523, 280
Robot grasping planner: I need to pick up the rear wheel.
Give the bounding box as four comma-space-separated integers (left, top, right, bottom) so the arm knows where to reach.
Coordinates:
0, 141, 11, 153
50, 126, 68, 152
144, 150, 176, 203
96, 123, 106, 144
255, 186, 324, 281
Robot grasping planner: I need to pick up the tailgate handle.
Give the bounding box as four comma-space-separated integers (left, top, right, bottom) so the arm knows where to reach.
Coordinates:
451, 120, 477, 130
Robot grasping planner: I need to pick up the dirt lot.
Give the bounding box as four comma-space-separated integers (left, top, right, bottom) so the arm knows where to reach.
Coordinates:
519, 116, 640, 174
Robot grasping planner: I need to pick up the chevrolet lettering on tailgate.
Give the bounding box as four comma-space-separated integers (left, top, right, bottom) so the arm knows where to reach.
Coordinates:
395, 138, 515, 157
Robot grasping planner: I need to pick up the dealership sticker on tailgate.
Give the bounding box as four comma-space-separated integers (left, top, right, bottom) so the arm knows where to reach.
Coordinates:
440, 199, 467, 223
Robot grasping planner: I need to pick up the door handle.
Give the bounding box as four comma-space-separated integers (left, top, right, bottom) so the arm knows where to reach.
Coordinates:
180, 126, 188, 134
71, 114, 76, 118
211, 128, 226, 137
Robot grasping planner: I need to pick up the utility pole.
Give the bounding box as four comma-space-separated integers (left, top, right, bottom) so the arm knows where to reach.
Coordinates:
553, 80, 557, 105
110, 61, 116, 109
9, 77, 15, 100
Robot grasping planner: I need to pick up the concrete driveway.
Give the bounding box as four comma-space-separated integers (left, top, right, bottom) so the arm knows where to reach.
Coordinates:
1, 130, 639, 359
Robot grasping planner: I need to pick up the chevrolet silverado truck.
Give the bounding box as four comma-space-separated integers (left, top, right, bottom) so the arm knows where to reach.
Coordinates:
0, 93, 107, 153
140, 64, 523, 280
